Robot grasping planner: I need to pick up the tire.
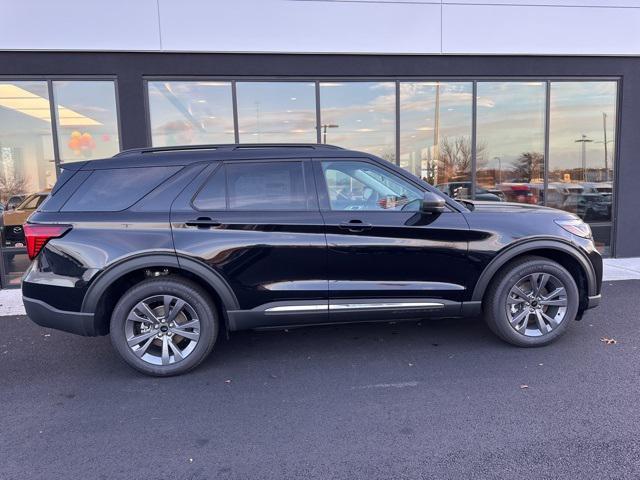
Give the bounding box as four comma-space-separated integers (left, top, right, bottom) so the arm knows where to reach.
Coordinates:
110, 276, 218, 376
483, 256, 579, 347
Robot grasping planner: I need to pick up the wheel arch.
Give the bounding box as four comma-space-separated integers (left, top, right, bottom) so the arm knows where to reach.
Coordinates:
81, 253, 239, 334
471, 239, 597, 307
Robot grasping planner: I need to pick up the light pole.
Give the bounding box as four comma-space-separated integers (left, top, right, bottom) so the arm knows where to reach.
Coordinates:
575, 134, 593, 181
322, 124, 339, 144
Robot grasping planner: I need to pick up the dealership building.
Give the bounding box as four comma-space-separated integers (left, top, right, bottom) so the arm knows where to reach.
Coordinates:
0, 0, 638, 287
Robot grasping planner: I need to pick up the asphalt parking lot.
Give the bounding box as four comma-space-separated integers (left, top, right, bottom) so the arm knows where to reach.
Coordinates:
2, 280, 640, 480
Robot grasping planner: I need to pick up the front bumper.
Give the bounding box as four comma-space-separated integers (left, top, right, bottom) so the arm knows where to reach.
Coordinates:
23, 296, 98, 336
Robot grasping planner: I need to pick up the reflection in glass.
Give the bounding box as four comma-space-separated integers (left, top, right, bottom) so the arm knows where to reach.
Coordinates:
148, 81, 234, 147
549, 82, 617, 255
476, 82, 546, 204
53, 81, 120, 162
400, 82, 473, 197
237, 82, 316, 143
320, 82, 396, 161
0, 81, 56, 253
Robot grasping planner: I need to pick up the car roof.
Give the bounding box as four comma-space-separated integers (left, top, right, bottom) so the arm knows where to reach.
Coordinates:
61, 144, 365, 170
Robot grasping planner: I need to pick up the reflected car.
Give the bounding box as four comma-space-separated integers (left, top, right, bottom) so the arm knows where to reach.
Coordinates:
435, 182, 503, 201
5, 194, 26, 211
495, 183, 538, 204
3, 191, 50, 247
564, 183, 612, 221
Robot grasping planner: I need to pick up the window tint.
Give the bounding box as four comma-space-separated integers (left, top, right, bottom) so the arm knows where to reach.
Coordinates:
227, 162, 307, 210
62, 166, 180, 212
193, 165, 226, 210
322, 161, 423, 211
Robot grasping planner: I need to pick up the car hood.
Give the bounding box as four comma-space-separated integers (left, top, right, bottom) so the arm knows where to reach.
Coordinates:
458, 199, 571, 215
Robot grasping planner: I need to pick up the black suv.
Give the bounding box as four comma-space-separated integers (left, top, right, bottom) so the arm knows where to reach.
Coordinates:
22, 144, 602, 376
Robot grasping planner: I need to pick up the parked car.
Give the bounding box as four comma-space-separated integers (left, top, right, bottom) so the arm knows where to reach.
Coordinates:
494, 183, 539, 204
3, 191, 50, 247
22, 144, 602, 376
435, 182, 503, 202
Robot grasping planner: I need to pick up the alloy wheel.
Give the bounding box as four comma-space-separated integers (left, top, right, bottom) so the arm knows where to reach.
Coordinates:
505, 273, 569, 337
124, 295, 201, 366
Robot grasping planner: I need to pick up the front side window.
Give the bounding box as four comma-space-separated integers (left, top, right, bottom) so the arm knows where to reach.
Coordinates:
226, 161, 307, 211
322, 161, 423, 212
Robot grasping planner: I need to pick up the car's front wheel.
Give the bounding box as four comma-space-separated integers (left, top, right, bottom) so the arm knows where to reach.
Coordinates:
110, 276, 218, 376
484, 256, 579, 347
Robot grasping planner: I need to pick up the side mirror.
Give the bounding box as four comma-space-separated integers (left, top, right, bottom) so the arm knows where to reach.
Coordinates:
421, 191, 446, 214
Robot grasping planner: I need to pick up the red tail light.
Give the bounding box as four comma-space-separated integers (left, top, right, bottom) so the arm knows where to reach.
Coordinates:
23, 224, 71, 260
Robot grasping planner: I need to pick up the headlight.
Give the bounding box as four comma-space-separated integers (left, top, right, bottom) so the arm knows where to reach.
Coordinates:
554, 219, 592, 239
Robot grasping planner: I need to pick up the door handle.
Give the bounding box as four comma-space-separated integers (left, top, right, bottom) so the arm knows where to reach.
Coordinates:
185, 217, 222, 229
339, 220, 372, 232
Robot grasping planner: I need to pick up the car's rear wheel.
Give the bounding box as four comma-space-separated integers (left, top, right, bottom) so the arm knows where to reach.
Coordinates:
483, 256, 579, 347
110, 276, 218, 376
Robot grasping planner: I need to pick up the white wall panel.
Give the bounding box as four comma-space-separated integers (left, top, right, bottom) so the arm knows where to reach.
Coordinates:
448, 1, 640, 6
158, 0, 442, 54
0, 0, 161, 51
442, 4, 640, 54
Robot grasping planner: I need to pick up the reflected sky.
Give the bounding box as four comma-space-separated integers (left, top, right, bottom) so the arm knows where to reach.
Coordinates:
237, 82, 316, 143
320, 82, 396, 161
148, 81, 235, 146
400, 82, 472, 182
476, 82, 546, 183
550, 81, 616, 176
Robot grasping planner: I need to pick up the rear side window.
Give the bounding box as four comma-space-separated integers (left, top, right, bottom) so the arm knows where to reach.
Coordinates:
193, 161, 308, 211
62, 166, 180, 212
227, 162, 306, 210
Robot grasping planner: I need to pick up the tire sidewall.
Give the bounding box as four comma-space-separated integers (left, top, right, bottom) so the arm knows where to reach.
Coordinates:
487, 259, 579, 347
110, 278, 218, 376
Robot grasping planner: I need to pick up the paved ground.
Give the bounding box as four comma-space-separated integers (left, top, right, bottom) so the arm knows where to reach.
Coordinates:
2, 281, 640, 480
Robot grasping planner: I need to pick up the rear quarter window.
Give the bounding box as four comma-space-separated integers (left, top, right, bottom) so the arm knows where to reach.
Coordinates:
61, 166, 181, 212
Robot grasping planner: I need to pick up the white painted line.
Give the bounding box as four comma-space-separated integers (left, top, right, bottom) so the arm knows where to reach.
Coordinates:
353, 381, 419, 390
0, 288, 26, 316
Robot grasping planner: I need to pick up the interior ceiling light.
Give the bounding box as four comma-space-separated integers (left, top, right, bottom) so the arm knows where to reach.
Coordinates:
0, 83, 102, 126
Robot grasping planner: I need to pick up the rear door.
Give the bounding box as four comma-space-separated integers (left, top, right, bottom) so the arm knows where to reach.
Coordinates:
171, 159, 328, 328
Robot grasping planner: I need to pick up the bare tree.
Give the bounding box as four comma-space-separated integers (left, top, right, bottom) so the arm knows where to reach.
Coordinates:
438, 136, 486, 183
0, 172, 28, 204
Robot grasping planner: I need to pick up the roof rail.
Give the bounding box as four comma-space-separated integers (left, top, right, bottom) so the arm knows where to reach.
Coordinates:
114, 143, 344, 157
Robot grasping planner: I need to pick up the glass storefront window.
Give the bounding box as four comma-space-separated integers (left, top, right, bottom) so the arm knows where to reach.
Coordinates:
319, 82, 396, 162
549, 81, 617, 255
236, 82, 316, 143
53, 81, 120, 162
399, 82, 473, 196
148, 81, 234, 147
476, 82, 546, 204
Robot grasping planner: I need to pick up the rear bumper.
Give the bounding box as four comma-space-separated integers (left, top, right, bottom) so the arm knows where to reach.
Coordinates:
23, 296, 98, 336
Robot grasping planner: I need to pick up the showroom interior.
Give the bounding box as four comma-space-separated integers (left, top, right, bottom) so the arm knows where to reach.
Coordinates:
0, 51, 637, 288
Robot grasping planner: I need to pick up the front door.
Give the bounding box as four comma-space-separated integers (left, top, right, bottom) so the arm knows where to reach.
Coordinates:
171, 159, 328, 328
314, 158, 472, 321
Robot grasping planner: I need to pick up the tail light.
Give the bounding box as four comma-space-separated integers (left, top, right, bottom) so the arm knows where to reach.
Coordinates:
23, 223, 71, 260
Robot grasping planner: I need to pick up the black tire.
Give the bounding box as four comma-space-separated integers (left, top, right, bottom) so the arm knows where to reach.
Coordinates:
483, 256, 579, 347
110, 276, 218, 376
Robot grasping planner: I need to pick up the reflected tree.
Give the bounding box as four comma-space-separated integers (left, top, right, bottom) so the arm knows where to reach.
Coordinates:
0, 172, 27, 204
438, 136, 486, 183
512, 152, 544, 182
